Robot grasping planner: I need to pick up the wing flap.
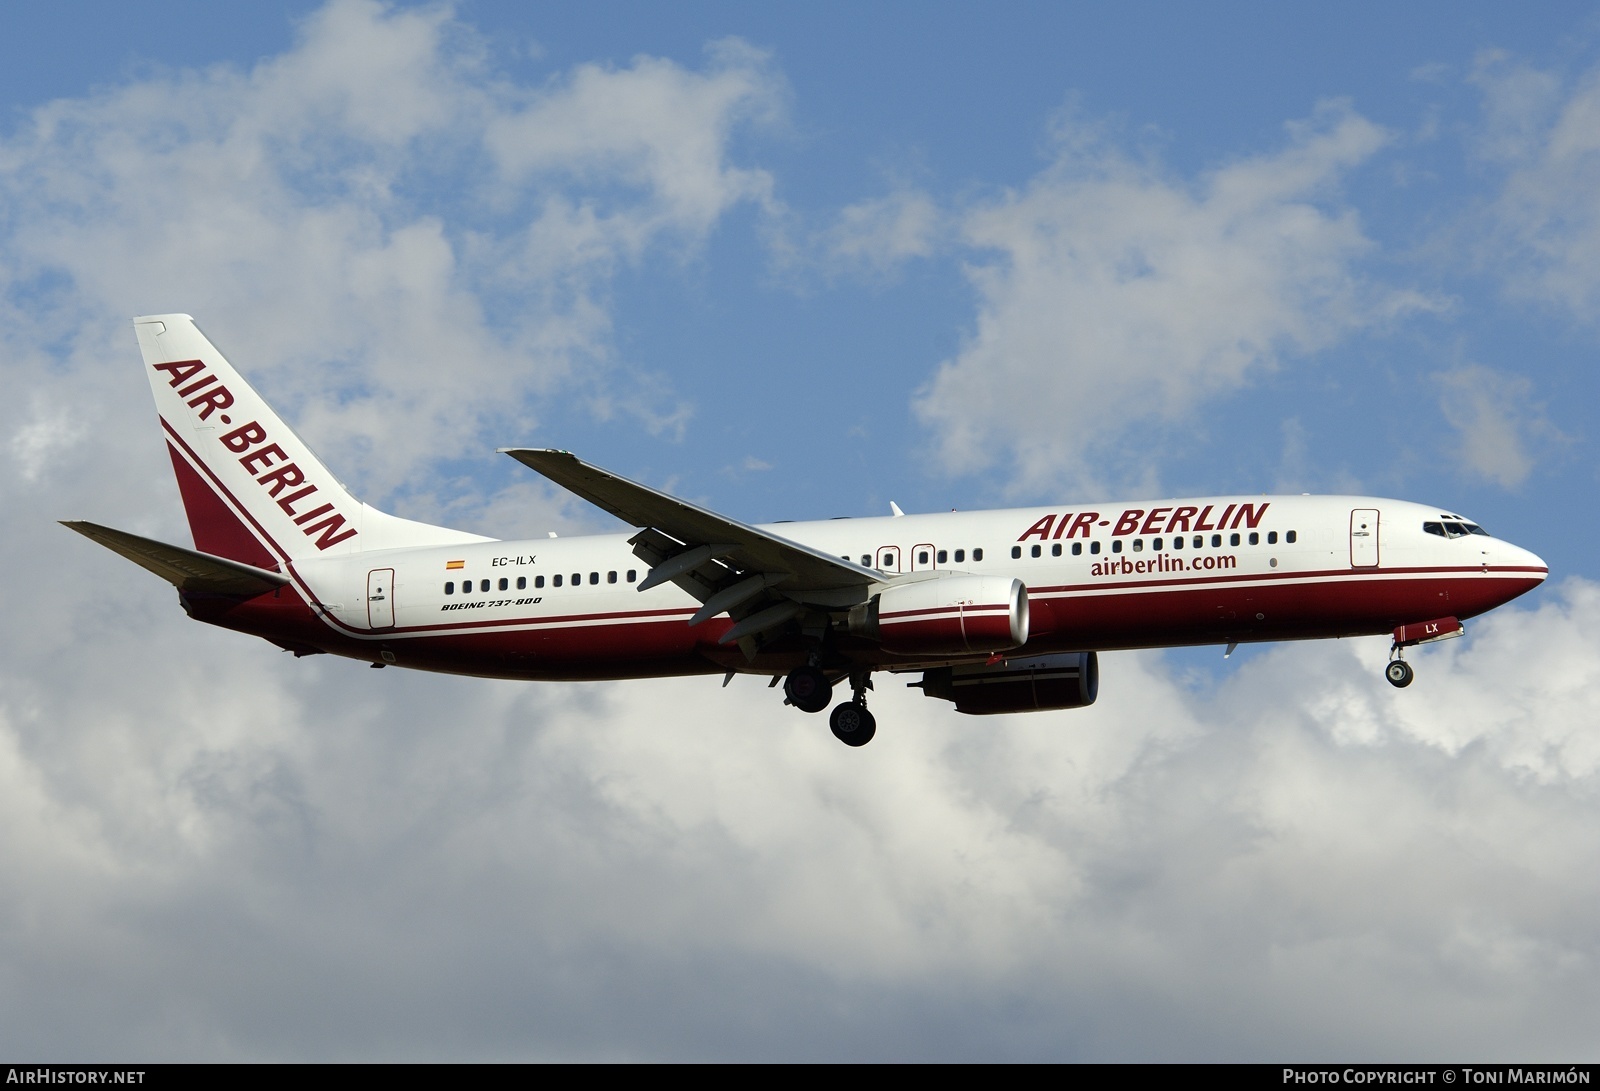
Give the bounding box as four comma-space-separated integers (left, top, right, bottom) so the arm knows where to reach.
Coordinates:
62, 520, 291, 596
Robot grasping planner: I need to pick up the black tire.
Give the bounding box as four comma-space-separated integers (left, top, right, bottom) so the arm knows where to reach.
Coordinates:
830, 702, 877, 746
1385, 660, 1414, 688
784, 666, 833, 713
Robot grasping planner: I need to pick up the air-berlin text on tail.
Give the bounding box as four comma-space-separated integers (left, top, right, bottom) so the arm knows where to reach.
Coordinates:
152, 359, 357, 550
1017, 503, 1270, 542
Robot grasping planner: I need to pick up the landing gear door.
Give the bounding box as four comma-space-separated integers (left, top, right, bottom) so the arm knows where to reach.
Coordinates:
1350, 509, 1379, 568
367, 568, 395, 629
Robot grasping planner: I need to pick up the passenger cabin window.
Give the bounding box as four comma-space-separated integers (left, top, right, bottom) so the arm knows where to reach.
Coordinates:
608, 571, 617, 584
1248, 532, 1259, 546
1072, 542, 1083, 556
445, 581, 454, 594
1267, 531, 1278, 545
499, 578, 509, 591
553, 575, 562, 587
1286, 531, 1297, 544
1211, 534, 1222, 547
973, 548, 984, 561
1090, 541, 1100, 555
918, 550, 930, 565
517, 577, 526, 590
1051, 543, 1061, 557
1012, 546, 1022, 559
481, 580, 490, 592
1112, 541, 1123, 554
1229, 533, 1240, 546
1132, 539, 1143, 552
627, 570, 637, 582
535, 576, 544, 588
954, 549, 965, 563
937, 550, 948, 564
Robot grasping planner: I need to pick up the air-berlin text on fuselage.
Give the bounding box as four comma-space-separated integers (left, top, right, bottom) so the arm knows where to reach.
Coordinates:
153, 359, 357, 550
1016, 503, 1270, 542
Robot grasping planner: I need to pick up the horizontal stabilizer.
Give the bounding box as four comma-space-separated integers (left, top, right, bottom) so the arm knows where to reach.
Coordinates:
61, 520, 291, 596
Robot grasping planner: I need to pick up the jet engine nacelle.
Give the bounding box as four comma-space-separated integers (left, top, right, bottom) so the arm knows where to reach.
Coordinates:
915, 651, 1099, 715
850, 574, 1028, 655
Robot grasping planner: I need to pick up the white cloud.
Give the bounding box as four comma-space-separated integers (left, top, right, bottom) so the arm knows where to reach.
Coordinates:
1435, 364, 1558, 488
822, 189, 942, 274
484, 38, 781, 246
1472, 53, 1600, 322
0, 0, 781, 504
913, 101, 1432, 495
1, 537, 1593, 1056
6, 393, 83, 485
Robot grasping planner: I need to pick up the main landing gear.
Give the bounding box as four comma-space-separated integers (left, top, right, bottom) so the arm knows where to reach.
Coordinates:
782, 664, 833, 713
783, 665, 877, 746
829, 701, 876, 747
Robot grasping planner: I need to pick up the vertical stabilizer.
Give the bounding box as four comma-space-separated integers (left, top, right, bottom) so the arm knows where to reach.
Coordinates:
136, 315, 491, 564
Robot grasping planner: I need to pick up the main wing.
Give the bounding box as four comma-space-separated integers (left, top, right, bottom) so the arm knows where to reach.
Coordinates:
501, 449, 884, 650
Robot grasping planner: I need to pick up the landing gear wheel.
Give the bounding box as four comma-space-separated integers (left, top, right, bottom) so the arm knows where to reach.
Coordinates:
830, 702, 877, 747
783, 666, 833, 713
1385, 660, 1414, 688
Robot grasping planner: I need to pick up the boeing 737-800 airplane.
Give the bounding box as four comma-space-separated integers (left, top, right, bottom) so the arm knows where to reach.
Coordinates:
64, 315, 1549, 746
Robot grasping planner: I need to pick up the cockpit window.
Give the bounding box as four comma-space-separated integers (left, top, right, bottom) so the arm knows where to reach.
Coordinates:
1425, 520, 1491, 539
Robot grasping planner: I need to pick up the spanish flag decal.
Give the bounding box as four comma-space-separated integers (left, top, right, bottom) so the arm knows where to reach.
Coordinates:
446, 559, 465, 570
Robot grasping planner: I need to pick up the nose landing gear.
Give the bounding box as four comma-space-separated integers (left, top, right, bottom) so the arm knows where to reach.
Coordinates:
1384, 616, 1463, 688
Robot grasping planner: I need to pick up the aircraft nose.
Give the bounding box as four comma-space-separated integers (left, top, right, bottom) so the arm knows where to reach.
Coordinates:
1505, 541, 1549, 579
1491, 540, 1548, 610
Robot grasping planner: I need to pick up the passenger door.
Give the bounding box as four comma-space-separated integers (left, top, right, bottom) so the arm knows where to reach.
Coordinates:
1349, 510, 1379, 568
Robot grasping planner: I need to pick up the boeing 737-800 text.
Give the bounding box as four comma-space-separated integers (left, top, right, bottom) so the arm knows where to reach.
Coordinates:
64, 315, 1549, 746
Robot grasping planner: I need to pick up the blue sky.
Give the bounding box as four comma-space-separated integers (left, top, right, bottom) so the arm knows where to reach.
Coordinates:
2, 1, 1598, 1060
